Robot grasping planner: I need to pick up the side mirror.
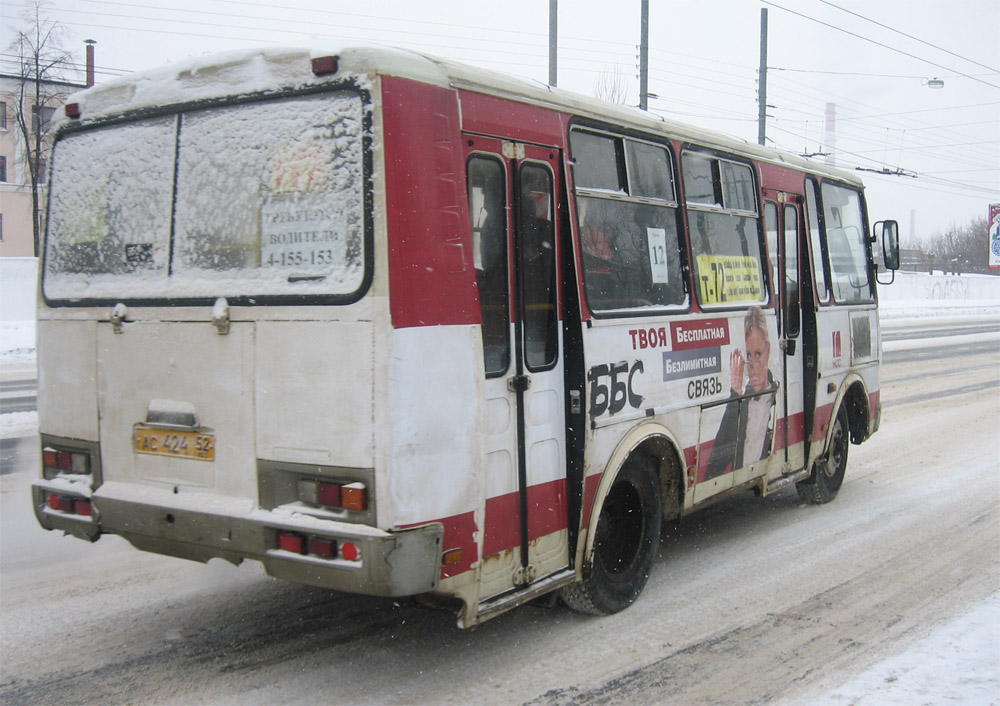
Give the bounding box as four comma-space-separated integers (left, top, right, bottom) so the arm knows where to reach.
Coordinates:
875, 220, 900, 270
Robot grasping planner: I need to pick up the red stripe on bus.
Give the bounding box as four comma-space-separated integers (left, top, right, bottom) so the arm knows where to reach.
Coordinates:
774, 411, 807, 450
483, 478, 569, 556
812, 402, 835, 443
382, 76, 480, 329
399, 510, 478, 579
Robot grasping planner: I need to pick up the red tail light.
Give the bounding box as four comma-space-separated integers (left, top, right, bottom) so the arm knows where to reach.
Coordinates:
296, 478, 366, 511
341, 542, 360, 562
277, 532, 306, 554
310, 538, 337, 558
43, 448, 91, 475
47, 493, 92, 516
317, 482, 342, 507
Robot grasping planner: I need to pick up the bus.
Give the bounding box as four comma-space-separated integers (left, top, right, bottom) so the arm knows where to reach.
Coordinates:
32, 45, 900, 627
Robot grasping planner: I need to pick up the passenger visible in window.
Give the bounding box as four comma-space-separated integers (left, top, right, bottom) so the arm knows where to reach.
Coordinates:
705, 305, 776, 479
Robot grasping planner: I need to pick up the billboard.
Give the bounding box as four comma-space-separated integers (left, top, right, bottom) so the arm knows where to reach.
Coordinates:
991, 203, 1000, 270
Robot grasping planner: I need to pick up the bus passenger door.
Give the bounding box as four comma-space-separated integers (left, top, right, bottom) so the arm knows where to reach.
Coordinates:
778, 201, 806, 472
465, 138, 570, 602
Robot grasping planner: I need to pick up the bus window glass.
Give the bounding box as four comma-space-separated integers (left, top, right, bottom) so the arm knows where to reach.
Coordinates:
683, 153, 764, 307
764, 201, 778, 306
681, 153, 718, 205
572, 130, 685, 313
519, 164, 558, 370
721, 162, 755, 212
805, 179, 829, 303
44, 117, 177, 294
569, 131, 623, 192
44, 91, 368, 302
625, 140, 673, 200
174, 93, 365, 294
783, 204, 801, 337
822, 183, 872, 303
468, 156, 510, 376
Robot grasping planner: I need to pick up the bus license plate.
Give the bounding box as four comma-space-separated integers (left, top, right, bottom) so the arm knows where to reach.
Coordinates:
135, 427, 215, 461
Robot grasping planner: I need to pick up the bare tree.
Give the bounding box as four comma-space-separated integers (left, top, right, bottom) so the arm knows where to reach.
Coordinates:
8, 0, 76, 256
914, 215, 996, 275
594, 66, 629, 106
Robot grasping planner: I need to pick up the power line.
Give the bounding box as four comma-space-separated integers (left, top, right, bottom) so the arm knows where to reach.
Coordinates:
816, 0, 999, 74
761, 0, 1000, 91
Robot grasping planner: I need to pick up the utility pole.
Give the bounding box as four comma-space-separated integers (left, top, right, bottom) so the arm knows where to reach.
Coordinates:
639, 0, 649, 110
757, 8, 768, 146
548, 0, 558, 87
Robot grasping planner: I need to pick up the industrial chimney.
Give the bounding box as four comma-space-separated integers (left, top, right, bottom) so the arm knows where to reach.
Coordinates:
85, 39, 96, 87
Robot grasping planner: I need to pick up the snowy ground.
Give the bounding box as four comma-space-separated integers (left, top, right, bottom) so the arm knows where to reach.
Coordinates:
2, 304, 998, 705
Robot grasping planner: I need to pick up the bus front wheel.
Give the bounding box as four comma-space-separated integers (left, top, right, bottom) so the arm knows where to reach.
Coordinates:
797, 407, 849, 504
561, 454, 661, 615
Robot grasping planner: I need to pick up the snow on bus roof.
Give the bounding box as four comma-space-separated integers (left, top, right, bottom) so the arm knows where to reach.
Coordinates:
61, 44, 861, 187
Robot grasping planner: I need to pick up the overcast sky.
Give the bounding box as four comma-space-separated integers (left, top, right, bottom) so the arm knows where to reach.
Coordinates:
2, 0, 997, 243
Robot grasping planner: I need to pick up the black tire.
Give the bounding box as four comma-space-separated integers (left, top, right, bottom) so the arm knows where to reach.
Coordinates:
797, 407, 849, 504
561, 454, 661, 615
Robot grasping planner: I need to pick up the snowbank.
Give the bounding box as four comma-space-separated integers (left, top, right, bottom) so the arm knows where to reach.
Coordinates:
808, 593, 1000, 706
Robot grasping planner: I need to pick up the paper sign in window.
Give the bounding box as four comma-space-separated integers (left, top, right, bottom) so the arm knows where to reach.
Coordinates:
647, 227, 670, 284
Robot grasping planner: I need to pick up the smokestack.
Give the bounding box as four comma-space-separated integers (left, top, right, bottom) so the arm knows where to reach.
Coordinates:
85, 39, 96, 87
824, 102, 836, 168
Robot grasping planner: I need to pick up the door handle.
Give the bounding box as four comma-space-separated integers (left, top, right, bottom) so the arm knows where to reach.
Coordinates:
507, 374, 531, 393
780, 338, 797, 356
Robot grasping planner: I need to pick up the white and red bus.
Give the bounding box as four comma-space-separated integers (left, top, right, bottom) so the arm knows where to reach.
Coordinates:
33, 46, 899, 626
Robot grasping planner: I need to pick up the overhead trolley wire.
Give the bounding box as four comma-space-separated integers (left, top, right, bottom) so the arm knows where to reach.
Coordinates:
761, 0, 1000, 91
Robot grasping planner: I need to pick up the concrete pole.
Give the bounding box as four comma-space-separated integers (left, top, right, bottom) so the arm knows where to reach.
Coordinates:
639, 0, 649, 110
757, 9, 768, 146
548, 0, 558, 87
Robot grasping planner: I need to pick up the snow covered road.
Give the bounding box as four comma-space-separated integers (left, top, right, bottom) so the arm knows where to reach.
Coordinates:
1, 314, 998, 705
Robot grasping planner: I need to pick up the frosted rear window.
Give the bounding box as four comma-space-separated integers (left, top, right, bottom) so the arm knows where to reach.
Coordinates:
44, 90, 368, 303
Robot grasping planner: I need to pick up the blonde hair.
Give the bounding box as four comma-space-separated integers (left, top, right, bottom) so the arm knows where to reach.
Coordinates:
744, 305, 768, 344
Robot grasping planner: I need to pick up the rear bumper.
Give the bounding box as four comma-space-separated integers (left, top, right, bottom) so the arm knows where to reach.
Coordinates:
32, 479, 443, 597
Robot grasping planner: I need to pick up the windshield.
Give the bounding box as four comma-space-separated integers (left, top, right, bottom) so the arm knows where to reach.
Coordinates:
43, 89, 368, 304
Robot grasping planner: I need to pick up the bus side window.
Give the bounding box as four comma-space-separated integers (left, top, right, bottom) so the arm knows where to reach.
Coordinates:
467, 156, 510, 376
805, 179, 830, 303
821, 183, 872, 303
682, 153, 765, 307
764, 201, 779, 308
570, 129, 684, 313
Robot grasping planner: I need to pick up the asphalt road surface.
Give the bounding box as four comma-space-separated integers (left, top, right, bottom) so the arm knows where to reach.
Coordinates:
1, 315, 997, 705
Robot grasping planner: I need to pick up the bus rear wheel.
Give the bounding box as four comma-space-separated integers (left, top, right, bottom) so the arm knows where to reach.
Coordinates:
561, 455, 661, 615
797, 407, 849, 504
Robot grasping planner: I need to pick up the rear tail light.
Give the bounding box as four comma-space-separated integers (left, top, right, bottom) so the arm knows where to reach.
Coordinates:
341, 542, 360, 562
277, 532, 306, 554
274, 532, 359, 562
310, 538, 337, 558
43, 448, 91, 476
341, 484, 367, 511
46, 493, 92, 517
296, 479, 367, 512
318, 481, 342, 507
